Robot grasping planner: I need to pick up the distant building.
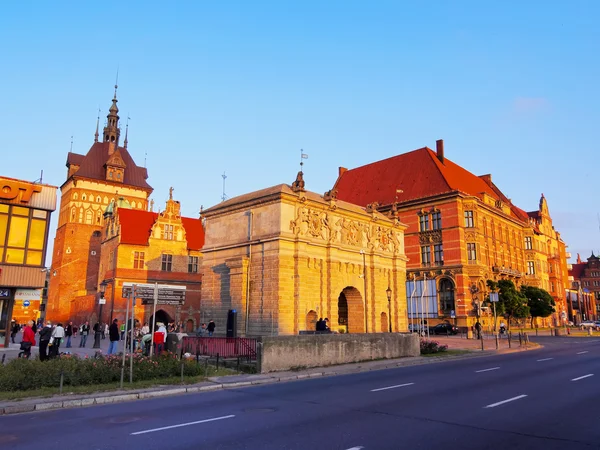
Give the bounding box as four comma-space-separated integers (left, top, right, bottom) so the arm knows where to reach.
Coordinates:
334, 139, 570, 328
95, 190, 204, 331
0, 176, 57, 346
568, 253, 600, 321
200, 173, 408, 336
47, 88, 153, 323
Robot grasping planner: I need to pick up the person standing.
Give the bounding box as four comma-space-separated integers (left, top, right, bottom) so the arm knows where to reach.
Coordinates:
19, 320, 36, 359
39, 321, 53, 361
10, 320, 19, 343
65, 321, 73, 348
50, 322, 65, 358
108, 319, 119, 355
141, 322, 150, 336
475, 321, 482, 340
103, 323, 108, 340
80, 321, 90, 347
207, 320, 216, 337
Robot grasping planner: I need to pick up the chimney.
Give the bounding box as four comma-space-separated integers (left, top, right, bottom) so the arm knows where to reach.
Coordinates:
436, 139, 444, 163
338, 167, 347, 177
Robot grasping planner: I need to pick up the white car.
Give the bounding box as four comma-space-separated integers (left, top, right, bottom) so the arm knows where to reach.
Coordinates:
579, 320, 596, 328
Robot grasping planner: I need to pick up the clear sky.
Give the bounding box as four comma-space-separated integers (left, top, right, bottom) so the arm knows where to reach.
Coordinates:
1, 1, 598, 264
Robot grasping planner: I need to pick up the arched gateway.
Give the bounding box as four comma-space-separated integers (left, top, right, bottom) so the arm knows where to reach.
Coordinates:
338, 287, 364, 333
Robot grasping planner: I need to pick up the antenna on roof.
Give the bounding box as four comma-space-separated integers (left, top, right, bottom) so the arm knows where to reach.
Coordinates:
144, 151, 147, 168
221, 171, 228, 202
33, 170, 43, 184
70, 136, 73, 152
300, 149, 308, 171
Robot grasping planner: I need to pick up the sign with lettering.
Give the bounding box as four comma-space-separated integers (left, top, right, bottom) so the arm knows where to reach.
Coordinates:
0, 289, 10, 298
121, 282, 186, 305
489, 293, 499, 303
0, 180, 42, 203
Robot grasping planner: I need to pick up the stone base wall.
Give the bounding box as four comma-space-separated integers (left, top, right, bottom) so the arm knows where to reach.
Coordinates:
257, 332, 419, 373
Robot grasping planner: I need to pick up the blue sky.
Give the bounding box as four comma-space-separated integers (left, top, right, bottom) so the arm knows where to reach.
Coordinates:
1, 1, 598, 263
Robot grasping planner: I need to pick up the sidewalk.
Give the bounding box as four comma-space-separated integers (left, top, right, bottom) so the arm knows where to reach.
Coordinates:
0, 338, 539, 416
429, 334, 529, 351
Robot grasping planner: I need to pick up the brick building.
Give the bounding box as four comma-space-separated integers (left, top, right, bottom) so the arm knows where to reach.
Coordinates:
568, 253, 600, 322
94, 190, 204, 331
200, 173, 408, 337
48, 87, 153, 323
334, 140, 570, 329
0, 176, 57, 346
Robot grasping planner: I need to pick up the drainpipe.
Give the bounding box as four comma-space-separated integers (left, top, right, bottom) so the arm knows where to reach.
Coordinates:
245, 210, 253, 336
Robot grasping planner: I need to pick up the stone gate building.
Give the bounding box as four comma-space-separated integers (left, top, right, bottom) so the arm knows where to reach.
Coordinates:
200, 175, 409, 336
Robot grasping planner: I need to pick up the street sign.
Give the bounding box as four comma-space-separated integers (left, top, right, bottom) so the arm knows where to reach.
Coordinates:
0, 289, 10, 297
121, 282, 186, 305
23, 300, 30, 307
99, 299, 106, 305
489, 293, 499, 303
450, 310, 456, 319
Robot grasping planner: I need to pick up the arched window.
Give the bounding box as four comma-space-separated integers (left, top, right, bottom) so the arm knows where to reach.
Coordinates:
73, 192, 78, 200
131, 201, 137, 208
82, 194, 87, 201
439, 278, 455, 313
96, 196, 101, 203
85, 210, 93, 224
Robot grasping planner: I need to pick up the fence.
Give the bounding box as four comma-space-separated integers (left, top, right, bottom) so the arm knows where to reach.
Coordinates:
181, 337, 257, 360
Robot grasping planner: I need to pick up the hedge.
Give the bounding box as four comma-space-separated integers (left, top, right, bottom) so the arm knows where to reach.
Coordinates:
0, 353, 205, 391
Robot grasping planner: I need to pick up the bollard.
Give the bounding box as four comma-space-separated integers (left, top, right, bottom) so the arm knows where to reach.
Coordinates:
518, 332, 522, 346
216, 353, 220, 370
508, 331, 512, 348
59, 370, 64, 395
495, 333, 499, 350
536, 328, 538, 337
205, 357, 208, 373
588, 328, 593, 336
237, 357, 240, 372
1, 354, 5, 365
196, 351, 200, 365
181, 361, 184, 383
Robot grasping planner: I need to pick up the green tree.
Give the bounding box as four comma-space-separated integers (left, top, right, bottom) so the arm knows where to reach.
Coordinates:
520, 285, 555, 327
486, 279, 529, 329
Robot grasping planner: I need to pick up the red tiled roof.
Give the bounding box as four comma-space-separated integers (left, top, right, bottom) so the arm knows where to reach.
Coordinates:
118, 209, 204, 250
334, 146, 532, 221
66, 142, 152, 190
569, 263, 586, 280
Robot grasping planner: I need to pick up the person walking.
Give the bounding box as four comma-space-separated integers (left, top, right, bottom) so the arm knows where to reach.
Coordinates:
50, 322, 65, 358
10, 320, 19, 343
79, 321, 90, 347
39, 321, 53, 361
207, 320, 216, 337
108, 319, 119, 355
475, 321, 482, 340
19, 320, 36, 359
65, 321, 74, 348
103, 323, 108, 340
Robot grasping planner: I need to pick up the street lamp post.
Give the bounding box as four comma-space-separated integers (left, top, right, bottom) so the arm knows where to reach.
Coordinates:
93, 281, 108, 349
360, 249, 368, 333
386, 286, 393, 333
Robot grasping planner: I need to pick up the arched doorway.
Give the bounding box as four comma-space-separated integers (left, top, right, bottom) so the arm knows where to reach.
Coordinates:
338, 287, 364, 333
439, 278, 455, 315
151, 309, 173, 330
380, 312, 388, 333
186, 319, 195, 333
306, 310, 318, 331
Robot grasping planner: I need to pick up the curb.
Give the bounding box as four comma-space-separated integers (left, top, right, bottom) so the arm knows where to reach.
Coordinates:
0, 346, 540, 416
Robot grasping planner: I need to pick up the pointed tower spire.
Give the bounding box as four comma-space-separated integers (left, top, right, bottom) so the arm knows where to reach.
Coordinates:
124, 116, 129, 149
103, 82, 120, 146
94, 108, 100, 143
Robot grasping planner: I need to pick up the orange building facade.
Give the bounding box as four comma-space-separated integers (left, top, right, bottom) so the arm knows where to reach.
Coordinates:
94, 192, 204, 331
48, 88, 153, 323
334, 140, 570, 329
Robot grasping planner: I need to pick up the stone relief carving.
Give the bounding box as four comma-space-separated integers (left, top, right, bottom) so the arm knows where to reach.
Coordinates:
419, 230, 442, 245
464, 231, 477, 241
290, 205, 403, 253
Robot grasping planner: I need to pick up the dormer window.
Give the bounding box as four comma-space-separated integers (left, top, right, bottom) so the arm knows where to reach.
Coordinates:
163, 224, 174, 240
117, 172, 121, 180
109, 171, 113, 179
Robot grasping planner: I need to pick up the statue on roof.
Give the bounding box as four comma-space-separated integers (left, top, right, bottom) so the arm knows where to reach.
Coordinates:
291, 171, 305, 192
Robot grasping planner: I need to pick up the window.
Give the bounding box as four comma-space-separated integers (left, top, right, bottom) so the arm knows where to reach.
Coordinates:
464, 211, 474, 228
431, 211, 442, 230
163, 224, 174, 240
188, 256, 199, 273
483, 218, 487, 236
439, 278, 455, 313
467, 243, 477, 261
527, 261, 535, 275
434, 244, 444, 265
549, 263, 553, 274
134, 251, 145, 269
0, 205, 48, 266
161, 254, 173, 272
419, 214, 429, 232
420, 245, 431, 266
525, 236, 532, 250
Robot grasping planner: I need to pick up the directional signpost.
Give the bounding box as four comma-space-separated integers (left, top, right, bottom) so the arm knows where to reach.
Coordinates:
489, 292, 499, 349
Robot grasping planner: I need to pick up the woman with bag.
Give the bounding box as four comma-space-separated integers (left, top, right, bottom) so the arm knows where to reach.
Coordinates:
19, 320, 36, 359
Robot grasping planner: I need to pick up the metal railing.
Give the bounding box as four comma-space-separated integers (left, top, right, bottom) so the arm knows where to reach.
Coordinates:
181, 336, 257, 360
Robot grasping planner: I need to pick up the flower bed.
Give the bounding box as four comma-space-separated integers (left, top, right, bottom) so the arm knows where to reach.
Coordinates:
420, 340, 448, 355
0, 354, 205, 392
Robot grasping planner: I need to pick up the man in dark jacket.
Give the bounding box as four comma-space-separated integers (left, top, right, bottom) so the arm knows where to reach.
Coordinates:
108, 319, 120, 355
39, 322, 53, 361
65, 321, 73, 348
207, 320, 216, 337
10, 321, 19, 343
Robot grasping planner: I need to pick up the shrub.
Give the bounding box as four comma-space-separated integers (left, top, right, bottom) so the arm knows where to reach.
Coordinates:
420, 340, 448, 355
0, 354, 205, 392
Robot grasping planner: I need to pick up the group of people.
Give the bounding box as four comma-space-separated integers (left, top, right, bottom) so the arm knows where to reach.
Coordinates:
195, 320, 216, 337
17, 320, 68, 360
315, 317, 331, 333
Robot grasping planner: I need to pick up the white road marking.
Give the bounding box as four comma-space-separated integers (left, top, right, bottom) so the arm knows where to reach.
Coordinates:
577, 351, 589, 355
346, 447, 365, 450
484, 394, 527, 408
475, 367, 500, 373
371, 382, 414, 392
537, 358, 553, 362
131, 414, 235, 435
571, 374, 594, 382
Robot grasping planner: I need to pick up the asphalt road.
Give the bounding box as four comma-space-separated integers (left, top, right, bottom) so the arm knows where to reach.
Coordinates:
2, 336, 600, 450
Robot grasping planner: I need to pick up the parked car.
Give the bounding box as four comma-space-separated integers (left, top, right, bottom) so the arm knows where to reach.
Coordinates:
579, 320, 596, 329
408, 323, 429, 334
431, 323, 459, 335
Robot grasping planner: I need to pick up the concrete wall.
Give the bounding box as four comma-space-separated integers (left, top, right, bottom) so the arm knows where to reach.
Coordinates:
257, 333, 419, 373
